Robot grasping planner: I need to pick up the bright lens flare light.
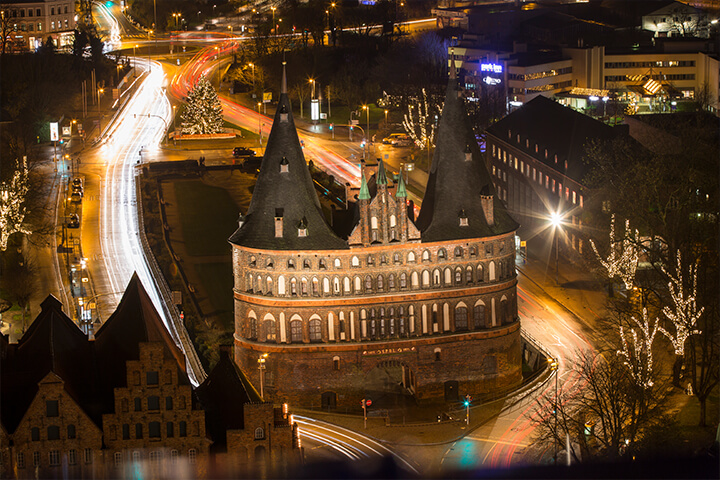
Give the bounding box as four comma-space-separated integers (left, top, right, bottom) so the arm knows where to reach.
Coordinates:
550, 212, 562, 227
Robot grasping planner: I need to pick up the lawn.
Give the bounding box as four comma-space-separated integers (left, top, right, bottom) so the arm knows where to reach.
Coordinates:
194, 262, 235, 331
173, 180, 239, 256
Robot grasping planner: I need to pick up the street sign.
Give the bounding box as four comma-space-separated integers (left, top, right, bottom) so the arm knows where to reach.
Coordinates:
62, 126, 71, 136
263, 92, 272, 103
365, 399, 372, 406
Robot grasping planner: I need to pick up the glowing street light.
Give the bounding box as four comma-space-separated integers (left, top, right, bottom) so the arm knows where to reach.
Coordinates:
309, 78, 315, 99
362, 104, 370, 146
257, 353, 268, 399
271, 6, 276, 34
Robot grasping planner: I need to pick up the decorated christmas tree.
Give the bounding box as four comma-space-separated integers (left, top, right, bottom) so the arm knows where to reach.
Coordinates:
181, 76, 224, 135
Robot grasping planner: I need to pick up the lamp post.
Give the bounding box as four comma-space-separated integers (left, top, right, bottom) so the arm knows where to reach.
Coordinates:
271, 6, 276, 34
363, 104, 370, 145
548, 358, 559, 465
550, 211, 561, 285
257, 353, 268, 399
257, 102, 262, 146
384, 109, 388, 125
309, 78, 315, 99
248, 63, 255, 97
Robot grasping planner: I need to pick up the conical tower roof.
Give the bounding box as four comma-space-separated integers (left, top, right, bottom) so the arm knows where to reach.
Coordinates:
228, 63, 346, 251
416, 76, 518, 241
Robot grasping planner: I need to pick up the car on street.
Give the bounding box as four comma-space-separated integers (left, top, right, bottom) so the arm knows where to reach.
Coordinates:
382, 133, 409, 145
68, 214, 80, 228
233, 146, 256, 158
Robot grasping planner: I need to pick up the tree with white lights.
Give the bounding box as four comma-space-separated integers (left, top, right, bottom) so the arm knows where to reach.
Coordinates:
659, 251, 703, 357
0, 157, 31, 251
402, 88, 442, 149
618, 308, 660, 390
590, 214, 640, 291
181, 76, 224, 135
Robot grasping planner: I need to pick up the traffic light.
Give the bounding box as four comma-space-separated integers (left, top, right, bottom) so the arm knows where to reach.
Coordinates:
463, 395, 472, 407
329, 123, 333, 131
349, 125, 354, 131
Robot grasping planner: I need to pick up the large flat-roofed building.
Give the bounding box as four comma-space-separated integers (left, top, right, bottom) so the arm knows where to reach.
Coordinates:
230, 65, 522, 408
1, 0, 76, 51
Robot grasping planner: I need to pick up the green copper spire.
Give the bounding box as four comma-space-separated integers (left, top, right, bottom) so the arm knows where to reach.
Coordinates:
359, 174, 371, 200
376, 159, 388, 185
396, 174, 407, 198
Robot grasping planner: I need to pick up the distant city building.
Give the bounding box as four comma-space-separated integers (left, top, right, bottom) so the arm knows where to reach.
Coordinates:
229, 64, 522, 409
0, 0, 76, 51
642, 1, 713, 38
0, 275, 299, 479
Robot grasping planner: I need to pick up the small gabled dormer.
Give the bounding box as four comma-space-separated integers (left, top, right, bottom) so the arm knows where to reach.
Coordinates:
274, 208, 284, 238
459, 209, 468, 227
280, 156, 289, 173
297, 217, 308, 238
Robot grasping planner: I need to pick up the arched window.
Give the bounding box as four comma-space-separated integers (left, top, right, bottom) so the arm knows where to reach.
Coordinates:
333, 356, 340, 370
278, 276, 286, 295
266, 277, 273, 295
246, 274, 253, 292
443, 268, 451, 285
334, 258, 341, 268
371, 216, 378, 229
474, 302, 485, 329
263, 318, 276, 342
393, 253, 401, 264
290, 320, 303, 343
333, 277, 341, 294
343, 277, 351, 294
412, 271, 419, 288
421, 270, 430, 287
287, 258, 295, 269
469, 246, 478, 257
455, 304, 468, 330
266, 257, 274, 269
377, 275, 385, 291
365, 275, 373, 292
367, 255, 375, 266
434, 347, 442, 361
438, 248, 447, 260
256, 275, 263, 294
433, 269, 441, 286
254, 427, 265, 440
390, 214, 396, 227
354, 276, 362, 293
309, 318, 322, 342
380, 255, 388, 265
351, 256, 360, 267
323, 277, 330, 294
400, 273, 407, 288
312, 277, 319, 296
248, 312, 258, 340
249, 256, 256, 267
500, 296, 509, 324
454, 246, 463, 258
455, 267, 463, 285
303, 259, 311, 269
477, 264, 484, 283
408, 252, 416, 263
290, 278, 297, 296
388, 274, 396, 289
360, 309, 368, 338
466, 266, 473, 283
489, 261, 496, 281
301, 277, 308, 296
422, 250, 431, 262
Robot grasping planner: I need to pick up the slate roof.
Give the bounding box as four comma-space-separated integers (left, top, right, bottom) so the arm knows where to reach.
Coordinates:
486, 95, 618, 183
228, 65, 347, 251
416, 76, 519, 242
195, 349, 261, 451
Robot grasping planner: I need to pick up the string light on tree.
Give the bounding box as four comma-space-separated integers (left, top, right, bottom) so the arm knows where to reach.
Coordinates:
402, 88, 442, 149
618, 308, 659, 389
658, 251, 703, 356
590, 214, 640, 290
180, 76, 224, 135
0, 157, 31, 251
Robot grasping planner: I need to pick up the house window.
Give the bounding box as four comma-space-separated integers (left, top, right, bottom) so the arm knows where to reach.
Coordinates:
167, 422, 174, 437
351, 256, 360, 267
309, 319, 322, 342
47, 426, 60, 440
148, 396, 160, 410
67, 424, 76, 439
46, 400, 59, 417
255, 427, 265, 440
31, 427, 40, 441
114, 452, 123, 468
146, 371, 159, 385
33, 452, 40, 467
132, 451, 141, 464
408, 252, 416, 262
149, 422, 161, 438
400, 273, 407, 288
122, 424, 130, 440
434, 348, 441, 361
49, 450, 60, 466
188, 449, 197, 465
68, 450, 77, 466
17, 453, 25, 469
170, 450, 179, 463
333, 356, 340, 370
364, 275, 372, 291
474, 304, 485, 328
84, 449, 93, 464
134, 397, 142, 411
422, 250, 430, 261
135, 424, 143, 439
290, 321, 302, 343
179, 421, 187, 437
455, 307, 468, 330
165, 396, 173, 410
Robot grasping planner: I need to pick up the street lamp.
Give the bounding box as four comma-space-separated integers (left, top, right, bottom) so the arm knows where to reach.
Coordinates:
384, 109, 388, 125
309, 78, 315, 99
257, 102, 262, 146
173, 13, 180, 28
248, 63, 255, 97
548, 358, 559, 465
257, 353, 268, 399
271, 6, 276, 33
550, 211, 562, 285
363, 104, 370, 144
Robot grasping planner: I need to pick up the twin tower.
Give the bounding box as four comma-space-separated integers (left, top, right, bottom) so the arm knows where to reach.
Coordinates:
228, 64, 521, 408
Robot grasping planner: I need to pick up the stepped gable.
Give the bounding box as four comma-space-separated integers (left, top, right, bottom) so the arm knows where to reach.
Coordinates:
94, 273, 189, 406
1, 296, 94, 433
228, 63, 347, 251
416, 75, 518, 242
195, 349, 261, 451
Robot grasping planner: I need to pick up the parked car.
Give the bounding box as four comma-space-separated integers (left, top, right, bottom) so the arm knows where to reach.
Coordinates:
382, 133, 409, 145
233, 146, 256, 158
68, 214, 80, 228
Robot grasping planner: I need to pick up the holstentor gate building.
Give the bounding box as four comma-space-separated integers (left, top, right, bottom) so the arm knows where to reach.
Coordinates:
229, 64, 522, 408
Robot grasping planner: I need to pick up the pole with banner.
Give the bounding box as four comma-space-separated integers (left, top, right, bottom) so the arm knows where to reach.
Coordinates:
50, 122, 59, 171
263, 92, 272, 114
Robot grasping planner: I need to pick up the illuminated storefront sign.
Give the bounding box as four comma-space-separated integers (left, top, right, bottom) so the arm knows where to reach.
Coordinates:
481, 63, 503, 74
